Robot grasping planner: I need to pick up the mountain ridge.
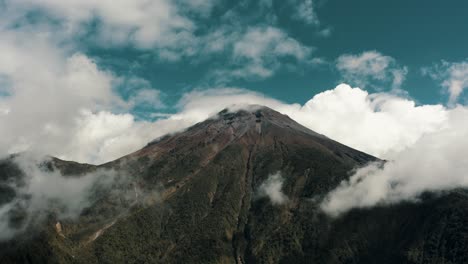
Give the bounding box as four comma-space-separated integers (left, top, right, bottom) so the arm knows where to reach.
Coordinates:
0, 105, 467, 264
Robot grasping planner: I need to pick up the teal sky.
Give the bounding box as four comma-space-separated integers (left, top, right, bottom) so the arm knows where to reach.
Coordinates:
1, 0, 468, 119
79, 0, 468, 115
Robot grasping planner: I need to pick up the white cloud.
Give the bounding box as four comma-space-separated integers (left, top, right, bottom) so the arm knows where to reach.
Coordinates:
0, 27, 299, 164
336, 51, 408, 89
144, 84, 449, 160
0, 30, 165, 164
128, 89, 163, 109
321, 106, 468, 216
0, 61, 451, 166
1, 0, 319, 67
257, 172, 289, 205
0, 154, 117, 240
1, 0, 318, 80
0, 47, 463, 217
119, 77, 165, 110
219, 26, 314, 80
65, 110, 142, 163
0, 0, 465, 221
0, 14, 453, 166
0, 0, 320, 165
422, 60, 468, 104
2, 0, 205, 51
0, 30, 119, 157
287, 84, 448, 158
56, 88, 284, 163
291, 0, 319, 25
175, 85, 447, 160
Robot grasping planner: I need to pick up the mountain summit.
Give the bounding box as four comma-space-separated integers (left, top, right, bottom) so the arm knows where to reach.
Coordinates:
1, 106, 467, 264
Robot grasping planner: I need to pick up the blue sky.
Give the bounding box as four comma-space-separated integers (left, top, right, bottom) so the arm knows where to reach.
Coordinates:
0, 0, 468, 164
79, 0, 468, 111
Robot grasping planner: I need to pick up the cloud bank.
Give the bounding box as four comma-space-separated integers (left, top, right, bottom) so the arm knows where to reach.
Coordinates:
321, 106, 468, 216
0, 82, 451, 164
288, 84, 447, 158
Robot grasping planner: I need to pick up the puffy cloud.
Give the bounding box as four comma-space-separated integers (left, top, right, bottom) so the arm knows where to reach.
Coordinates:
0, 27, 293, 164
1, 0, 320, 83
0, 28, 170, 164
0, 0, 465, 221
167, 85, 446, 160
0, 49, 464, 217
321, 106, 468, 216
336, 51, 408, 90
0, 30, 127, 160
0, 12, 452, 166
1, 0, 206, 51
0, 67, 450, 166
0, 0, 318, 164
64, 111, 144, 163
257, 173, 289, 205
144, 84, 448, 160
286, 84, 448, 158
1, 0, 319, 66
422, 60, 468, 104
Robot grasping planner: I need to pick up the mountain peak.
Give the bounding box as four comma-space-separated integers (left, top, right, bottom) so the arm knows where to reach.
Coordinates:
211, 104, 325, 140
136, 104, 374, 168
5, 105, 466, 264
216, 104, 284, 120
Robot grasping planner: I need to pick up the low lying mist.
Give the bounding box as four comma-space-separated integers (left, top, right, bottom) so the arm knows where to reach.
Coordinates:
0, 153, 156, 241
257, 172, 289, 205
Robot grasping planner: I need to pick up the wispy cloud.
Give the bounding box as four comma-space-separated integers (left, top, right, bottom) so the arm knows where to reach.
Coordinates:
117, 77, 165, 112
0, 154, 117, 240
336, 51, 408, 90
422, 60, 468, 105
291, 0, 320, 25
216, 26, 314, 80
0, 153, 162, 240
1, 0, 207, 52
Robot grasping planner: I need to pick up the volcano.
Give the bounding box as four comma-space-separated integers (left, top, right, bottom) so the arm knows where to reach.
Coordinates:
0, 106, 467, 264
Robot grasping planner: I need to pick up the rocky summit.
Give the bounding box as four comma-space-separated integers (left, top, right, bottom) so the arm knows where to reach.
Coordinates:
0, 106, 467, 264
